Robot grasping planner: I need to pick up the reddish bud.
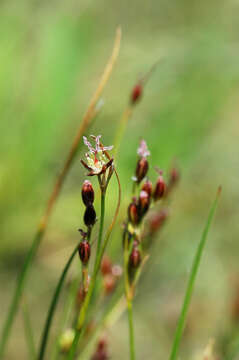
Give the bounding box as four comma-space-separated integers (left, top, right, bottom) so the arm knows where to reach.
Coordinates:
135, 157, 149, 183
141, 179, 153, 197
78, 240, 91, 264
101, 255, 112, 276
91, 339, 109, 360
138, 190, 150, 217
82, 180, 94, 206
103, 274, 116, 295
128, 201, 139, 225
149, 210, 168, 235
84, 205, 96, 227
129, 247, 141, 268
131, 83, 143, 105
153, 175, 165, 201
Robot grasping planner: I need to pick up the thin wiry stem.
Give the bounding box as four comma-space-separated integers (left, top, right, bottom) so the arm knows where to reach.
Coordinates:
37, 244, 79, 360
169, 187, 221, 360
22, 299, 36, 360
0, 27, 121, 358
67, 168, 121, 360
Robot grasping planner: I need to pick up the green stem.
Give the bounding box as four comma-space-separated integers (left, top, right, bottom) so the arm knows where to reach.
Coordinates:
22, 299, 36, 360
169, 187, 221, 360
0, 229, 42, 358
127, 300, 135, 360
67, 192, 106, 360
37, 244, 79, 360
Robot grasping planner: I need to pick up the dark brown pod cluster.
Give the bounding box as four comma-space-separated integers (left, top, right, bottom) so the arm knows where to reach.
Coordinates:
128, 191, 151, 227
82, 181, 96, 228
141, 179, 153, 197
78, 240, 91, 265
153, 174, 166, 201
135, 157, 149, 184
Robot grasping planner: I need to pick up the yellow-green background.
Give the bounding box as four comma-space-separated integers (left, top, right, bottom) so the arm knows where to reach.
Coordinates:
1, 0, 239, 359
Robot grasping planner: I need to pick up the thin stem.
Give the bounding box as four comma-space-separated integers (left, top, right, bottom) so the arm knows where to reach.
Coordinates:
127, 300, 135, 360
113, 106, 133, 160
22, 299, 36, 360
0, 27, 121, 358
37, 244, 79, 360
169, 187, 221, 360
67, 169, 121, 360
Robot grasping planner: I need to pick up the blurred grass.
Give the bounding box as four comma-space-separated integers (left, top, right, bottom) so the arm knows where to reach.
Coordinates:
1, 0, 239, 359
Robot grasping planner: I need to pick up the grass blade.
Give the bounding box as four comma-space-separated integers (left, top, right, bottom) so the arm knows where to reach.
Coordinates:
169, 186, 221, 360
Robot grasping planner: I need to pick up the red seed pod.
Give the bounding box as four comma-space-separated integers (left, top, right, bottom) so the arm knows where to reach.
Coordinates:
84, 205, 96, 227
91, 339, 109, 360
128, 201, 140, 225
129, 247, 141, 268
103, 274, 116, 295
135, 157, 149, 183
82, 180, 94, 206
149, 210, 168, 235
153, 175, 165, 201
131, 83, 143, 105
138, 190, 150, 217
101, 255, 112, 276
78, 240, 91, 264
141, 179, 153, 197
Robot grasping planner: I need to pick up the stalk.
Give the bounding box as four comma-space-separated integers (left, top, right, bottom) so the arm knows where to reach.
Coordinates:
22, 299, 36, 360
169, 187, 221, 360
0, 27, 121, 358
37, 244, 79, 360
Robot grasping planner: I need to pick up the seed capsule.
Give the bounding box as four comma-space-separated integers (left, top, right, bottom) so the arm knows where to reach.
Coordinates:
135, 157, 148, 183
101, 255, 112, 276
78, 240, 91, 264
138, 190, 150, 217
153, 175, 165, 201
84, 205, 96, 227
131, 83, 143, 105
128, 201, 139, 226
82, 180, 94, 206
129, 247, 141, 268
141, 179, 153, 197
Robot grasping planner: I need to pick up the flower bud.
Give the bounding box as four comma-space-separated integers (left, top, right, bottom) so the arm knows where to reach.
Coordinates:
153, 175, 165, 201
101, 255, 112, 276
78, 240, 91, 264
131, 83, 143, 105
84, 205, 96, 227
59, 328, 75, 353
138, 190, 150, 217
141, 179, 153, 197
82, 180, 94, 206
149, 210, 168, 235
91, 339, 108, 360
103, 274, 116, 295
128, 201, 139, 226
129, 247, 141, 268
135, 157, 148, 183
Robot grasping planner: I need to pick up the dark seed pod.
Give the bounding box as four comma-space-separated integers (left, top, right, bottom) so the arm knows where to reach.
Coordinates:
138, 190, 150, 217
129, 247, 141, 268
141, 179, 153, 197
128, 201, 139, 226
78, 240, 91, 264
153, 175, 165, 201
84, 205, 96, 227
82, 180, 94, 206
135, 157, 148, 183
131, 83, 143, 105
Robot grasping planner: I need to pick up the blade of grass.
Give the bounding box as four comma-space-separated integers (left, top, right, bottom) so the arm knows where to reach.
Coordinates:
37, 244, 79, 360
169, 186, 221, 360
22, 299, 36, 360
0, 27, 121, 358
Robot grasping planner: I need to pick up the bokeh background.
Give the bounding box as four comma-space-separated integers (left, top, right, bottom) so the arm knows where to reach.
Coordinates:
1, 0, 239, 359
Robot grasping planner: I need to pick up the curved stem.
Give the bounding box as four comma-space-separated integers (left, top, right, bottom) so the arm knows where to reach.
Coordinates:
0, 27, 121, 358
169, 187, 221, 360
37, 244, 79, 360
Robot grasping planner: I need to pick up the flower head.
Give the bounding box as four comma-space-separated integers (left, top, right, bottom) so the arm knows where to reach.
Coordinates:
137, 139, 150, 158
81, 135, 113, 176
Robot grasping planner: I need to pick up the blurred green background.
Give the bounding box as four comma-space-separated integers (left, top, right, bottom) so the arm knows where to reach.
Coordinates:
1, 0, 239, 359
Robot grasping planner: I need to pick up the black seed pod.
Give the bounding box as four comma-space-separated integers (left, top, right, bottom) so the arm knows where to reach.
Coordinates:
128, 201, 139, 226
138, 190, 150, 217
78, 240, 91, 264
129, 247, 141, 268
141, 179, 153, 197
84, 205, 96, 227
153, 175, 165, 201
135, 157, 148, 183
82, 180, 94, 206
